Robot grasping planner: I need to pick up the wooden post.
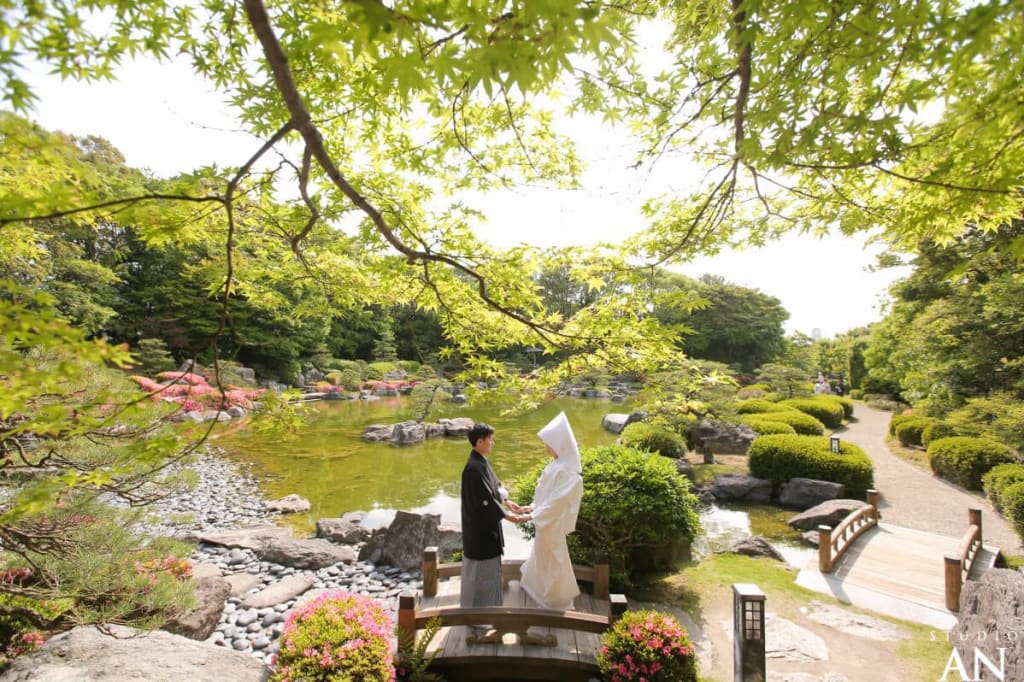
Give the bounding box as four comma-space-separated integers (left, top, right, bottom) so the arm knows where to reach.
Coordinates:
866, 489, 879, 521
593, 550, 610, 601
944, 554, 962, 612
609, 594, 628, 626
818, 525, 833, 573
969, 508, 982, 546
422, 547, 438, 598
398, 591, 416, 654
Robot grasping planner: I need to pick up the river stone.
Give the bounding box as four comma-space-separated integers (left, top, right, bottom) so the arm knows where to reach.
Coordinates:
724, 536, 785, 561
602, 413, 629, 433
164, 576, 231, 640
240, 573, 315, 609
0, 624, 270, 681
779, 478, 847, 510
267, 494, 311, 514
316, 512, 371, 543
254, 537, 356, 569
199, 525, 294, 550
707, 473, 772, 503
438, 417, 474, 436
787, 500, 869, 531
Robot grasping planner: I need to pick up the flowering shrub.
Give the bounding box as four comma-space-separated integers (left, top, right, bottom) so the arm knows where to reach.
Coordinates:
5, 631, 45, 658
598, 610, 698, 682
271, 591, 395, 682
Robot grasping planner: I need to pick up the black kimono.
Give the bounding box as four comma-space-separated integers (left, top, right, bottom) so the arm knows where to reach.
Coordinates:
460, 449, 506, 560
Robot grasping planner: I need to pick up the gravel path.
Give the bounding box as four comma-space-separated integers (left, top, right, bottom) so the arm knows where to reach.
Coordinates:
834, 403, 1021, 553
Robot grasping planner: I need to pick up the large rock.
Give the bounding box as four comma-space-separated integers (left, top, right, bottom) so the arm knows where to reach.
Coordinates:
255, 537, 357, 569
163, 576, 231, 640
362, 424, 394, 441
439, 417, 474, 437
316, 512, 371, 544
949, 568, 1024, 681
199, 525, 294, 550
692, 418, 757, 455
787, 499, 869, 531
359, 510, 461, 570
267, 494, 311, 514
779, 478, 847, 510
707, 473, 772, 503
0, 625, 270, 681
602, 413, 630, 434
724, 536, 785, 561
240, 574, 315, 609
391, 420, 426, 445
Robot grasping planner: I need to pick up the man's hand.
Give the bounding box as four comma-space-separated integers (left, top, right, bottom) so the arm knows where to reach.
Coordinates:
506, 500, 528, 514
504, 513, 530, 523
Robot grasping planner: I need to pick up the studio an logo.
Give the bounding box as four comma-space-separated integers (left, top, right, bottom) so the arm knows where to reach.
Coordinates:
939, 647, 1006, 681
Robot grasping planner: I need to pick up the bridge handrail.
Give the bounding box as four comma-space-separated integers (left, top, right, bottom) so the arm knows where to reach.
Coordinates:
944, 509, 984, 612
818, 489, 879, 573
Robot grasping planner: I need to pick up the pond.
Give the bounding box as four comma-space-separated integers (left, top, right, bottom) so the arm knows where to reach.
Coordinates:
212, 396, 813, 566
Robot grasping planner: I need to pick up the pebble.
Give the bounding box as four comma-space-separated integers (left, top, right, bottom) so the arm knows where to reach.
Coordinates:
128, 447, 421, 667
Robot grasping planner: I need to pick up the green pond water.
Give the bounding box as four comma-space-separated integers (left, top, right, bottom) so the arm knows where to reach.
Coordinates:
212, 396, 811, 564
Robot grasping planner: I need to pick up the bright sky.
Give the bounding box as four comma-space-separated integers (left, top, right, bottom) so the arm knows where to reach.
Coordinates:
23, 53, 910, 339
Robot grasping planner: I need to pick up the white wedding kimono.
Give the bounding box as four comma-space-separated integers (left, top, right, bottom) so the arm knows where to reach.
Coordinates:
519, 412, 584, 611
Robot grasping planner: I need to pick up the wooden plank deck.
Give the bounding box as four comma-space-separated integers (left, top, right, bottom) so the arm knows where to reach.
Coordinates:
796, 522, 999, 630
416, 576, 605, 681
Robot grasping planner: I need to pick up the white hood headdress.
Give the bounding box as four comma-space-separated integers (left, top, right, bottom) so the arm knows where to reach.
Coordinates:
538, 411, 581, 474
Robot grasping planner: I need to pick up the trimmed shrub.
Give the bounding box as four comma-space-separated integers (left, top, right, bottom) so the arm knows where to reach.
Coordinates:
946, 394, 1024, 454
819, 394, 855, 419
1000, 481, 1024, 541
752, 409, 826, 436
620, 422, 687, 458
779, 398, 844, 429
735, 399, 791, 415
598, 610, 698, 682
895, 417, 934, 447
921, 421, 959, 448
748, 434, 874, 495
740, 416, 797, 436
888, 412, 920, 435
271, 591, 394, 681
513, 445, 700, 591
927, 437, 1018, 490
396, 360, 421, 374
849, 389, 863, 400
982, 463, 1024, 512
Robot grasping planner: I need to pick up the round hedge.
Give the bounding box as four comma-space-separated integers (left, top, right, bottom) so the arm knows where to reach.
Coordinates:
895, 417, 934, 447
921, 421, 959, 448
735, 398, 792, 414
740, 416, 797, 436
778, 398, 844, 429
750, 409, 825, 435
927, 436, 1018, 490
999, 481, 1024, 541
982, 463, 1024, 512
818, 394, 855, 419
620, 422, 687, 458
889, 412, 922, 435
748, 434, 874, 495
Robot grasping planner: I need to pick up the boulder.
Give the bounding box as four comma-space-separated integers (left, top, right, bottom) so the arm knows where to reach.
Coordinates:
316, 512, 371, 544
163, 576, 231, 640
779, 478, 847, 510
602, 413, 629, 434
787, 499, 869, 531
358, 510, 461, 570
267, 494, 311, 514
0, 625, 270, 681
707, 473, 772, 503
254, 537, 357, 569
391, 420, 426, 445
692, 418, 757, 455
424, 422, 446, 439
723, 536, 785, 561
240, 574, 315, 609
224, 572, 263, 597
949, 568, 1024, 681
199, 526, 294, 550
439, 417, 474, 437
362, 424, 394, 441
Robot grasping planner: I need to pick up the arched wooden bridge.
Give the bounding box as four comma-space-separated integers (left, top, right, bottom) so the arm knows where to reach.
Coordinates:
795, 490, 1002, 629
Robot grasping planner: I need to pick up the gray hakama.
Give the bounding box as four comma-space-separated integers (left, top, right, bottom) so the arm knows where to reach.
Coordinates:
460, 555, 502, 608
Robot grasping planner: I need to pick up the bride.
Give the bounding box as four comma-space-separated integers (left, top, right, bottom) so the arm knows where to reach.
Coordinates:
518, 411, 585, 611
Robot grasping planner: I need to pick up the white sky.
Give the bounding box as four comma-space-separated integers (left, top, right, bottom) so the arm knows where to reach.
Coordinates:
22, 53, 910, 339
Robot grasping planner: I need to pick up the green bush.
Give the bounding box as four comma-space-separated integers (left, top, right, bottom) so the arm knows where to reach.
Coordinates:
921, 421, 959, 448
895, 417, 934, 447
982, 463, 1024, 512
396, 360, 421, 374
818, 394, 855, 419
620, 422, 687, 458
779, 398, 845, 429
598, 610, 698, 682
366, 361, 399, 379
272, 591, 394, 681
849, 389, 863, 400
945, 394, 1024, 454
748, 434, 874, 495
740, 416, 797, 436
513, 445, 700, 591
889, 412, 922, 435
735, 399, 791, 414
751, 409, 825, 436
927, 437, 1018, 490
1000, 481, 1024, 541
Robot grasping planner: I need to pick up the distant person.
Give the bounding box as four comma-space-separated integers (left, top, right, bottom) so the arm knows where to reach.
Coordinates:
519, 412, 585, 612
834, 378, 846, 396
460, 422, 528, 641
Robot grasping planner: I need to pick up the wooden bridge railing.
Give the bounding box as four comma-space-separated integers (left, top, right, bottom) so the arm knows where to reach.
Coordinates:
399, 546, 626, 655
818, 489, 880, 573
944, 508, 983, 612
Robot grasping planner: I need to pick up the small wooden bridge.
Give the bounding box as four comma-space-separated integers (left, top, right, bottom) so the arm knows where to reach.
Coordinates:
796, 490, 1002, 629
397, 548, 626, 681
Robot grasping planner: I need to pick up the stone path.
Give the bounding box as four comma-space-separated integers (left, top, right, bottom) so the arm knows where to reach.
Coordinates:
834, 404, 1021, 553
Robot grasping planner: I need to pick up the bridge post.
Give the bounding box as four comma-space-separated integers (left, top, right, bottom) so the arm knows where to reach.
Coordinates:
593, 550, 609, 601
969, 508, 982, 545
866, 489, 879, 521
397, 591, 417, 656
732, 583, 766, 682
944, 554, 962, 612
818, 525, 833, 573
609, 594, 628, 625
422, 547, 438, 598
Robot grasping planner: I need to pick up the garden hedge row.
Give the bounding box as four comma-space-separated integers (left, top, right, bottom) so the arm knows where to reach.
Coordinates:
740, 415, 797, 436
779, 398, 845, 429
895, 417, 934, 447
620, 422, 687, 458
982, 463, 1024, 513
750, 409, 826, 436
748, 434, 874, 495
927, 436, 1018, 490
